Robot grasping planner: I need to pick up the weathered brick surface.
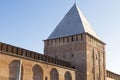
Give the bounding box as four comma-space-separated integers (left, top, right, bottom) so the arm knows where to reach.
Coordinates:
44, 34, 87, 80
86, 34, 106, 80
44, 33, 106, 80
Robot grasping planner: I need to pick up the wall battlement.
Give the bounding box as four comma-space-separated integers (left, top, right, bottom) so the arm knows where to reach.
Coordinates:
0, 42, 71, 68
44, 33, 105, 47
44, 34, 85, 46
107, 70, 120, 80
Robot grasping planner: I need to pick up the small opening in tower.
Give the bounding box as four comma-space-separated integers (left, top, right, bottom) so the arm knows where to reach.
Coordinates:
96, 55, 98, 60
92, 68, 94, 73
72, 66, 75, 69
63, 38, 65, 43
71, 54, 74, 57
71, 36, 74, 42
81, 34, 83, 40
45, 76, 48, 80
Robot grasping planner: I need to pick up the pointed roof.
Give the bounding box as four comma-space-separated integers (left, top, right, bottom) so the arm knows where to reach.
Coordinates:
48, 4, 99, 39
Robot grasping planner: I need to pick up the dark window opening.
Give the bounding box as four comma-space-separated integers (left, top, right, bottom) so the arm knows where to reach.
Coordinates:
72, 66, 75, 69
45, 77, 48, 80
96, 55, 98, 60
81, 34, 83, 40
71, 36, 74, 42
67, 37, 69, 42
71, 54, 74, 57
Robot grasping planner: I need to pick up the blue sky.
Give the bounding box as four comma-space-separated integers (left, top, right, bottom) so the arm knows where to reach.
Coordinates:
0, 0, 120, 74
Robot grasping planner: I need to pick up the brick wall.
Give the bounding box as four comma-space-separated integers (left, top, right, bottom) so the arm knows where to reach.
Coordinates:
106, 70, 120, 80
0, 42, 71, 68
0, 42, 76, 80
44, 33, 106, 80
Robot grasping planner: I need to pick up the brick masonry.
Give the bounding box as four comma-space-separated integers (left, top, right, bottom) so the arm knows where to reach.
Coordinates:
44, 33, 106, 80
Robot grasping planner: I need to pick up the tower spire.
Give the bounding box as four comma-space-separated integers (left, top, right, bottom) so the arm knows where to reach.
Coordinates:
48, 4, 100, 39
74, 0, 77, 4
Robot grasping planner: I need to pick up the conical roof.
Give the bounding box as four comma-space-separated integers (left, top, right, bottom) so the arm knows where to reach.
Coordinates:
48, 4, 99, 39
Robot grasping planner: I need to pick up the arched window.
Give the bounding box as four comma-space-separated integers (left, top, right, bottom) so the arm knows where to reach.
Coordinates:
50, 68, 59, 80
9, 60, 22, 80
32, 64, 43, 80
9, 60, 18, 80
64, 71, 72, 80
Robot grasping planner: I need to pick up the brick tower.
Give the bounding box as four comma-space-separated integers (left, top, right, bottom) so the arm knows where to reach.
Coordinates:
44, 4, 106, 80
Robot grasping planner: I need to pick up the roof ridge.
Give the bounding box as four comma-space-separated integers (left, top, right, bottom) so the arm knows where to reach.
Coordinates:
76, 5, 100, 39
48, 4, 100, 40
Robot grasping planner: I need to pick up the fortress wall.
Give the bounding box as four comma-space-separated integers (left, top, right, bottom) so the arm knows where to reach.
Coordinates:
0, 42, 71, 68
0, 44, 76, 80
106, 70, 120, 80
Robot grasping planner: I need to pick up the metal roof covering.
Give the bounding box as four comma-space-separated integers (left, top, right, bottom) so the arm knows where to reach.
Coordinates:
48, 4, 99, 39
